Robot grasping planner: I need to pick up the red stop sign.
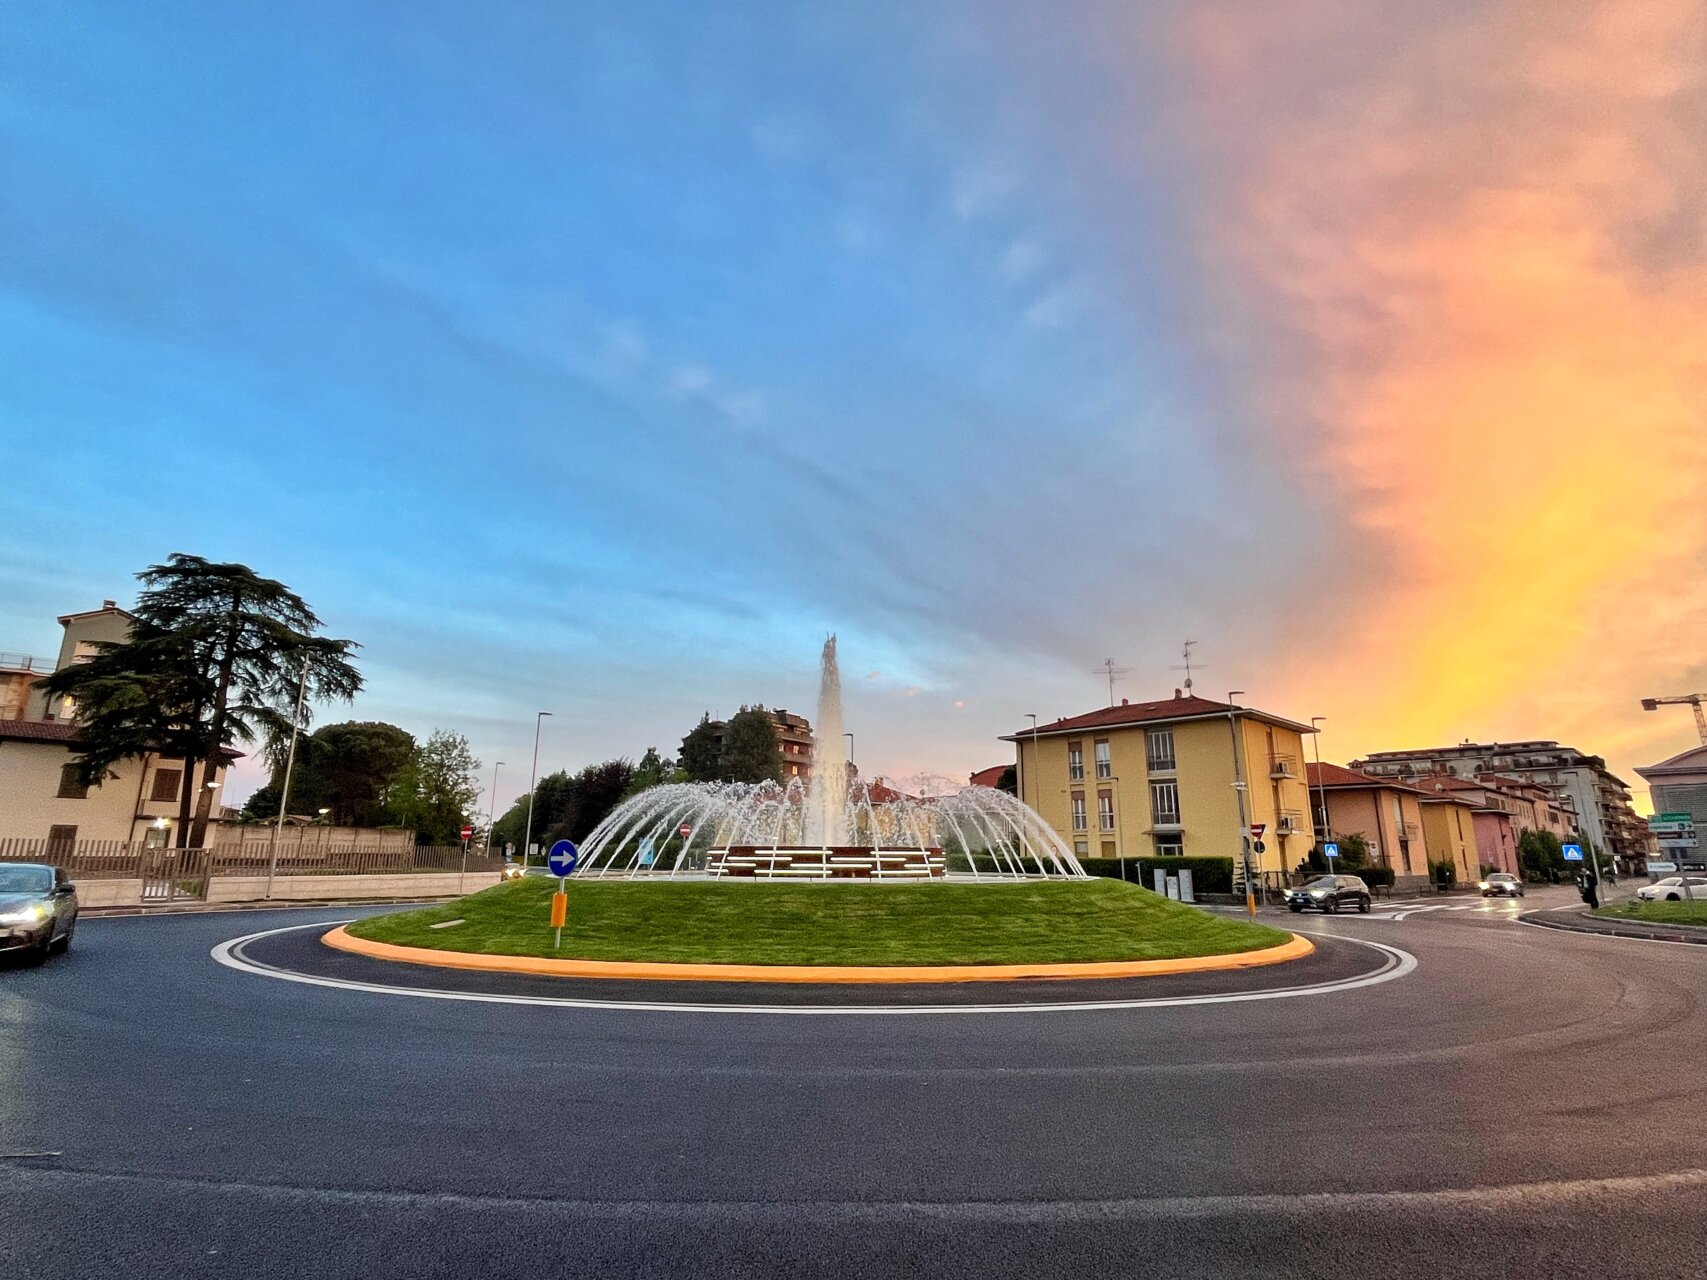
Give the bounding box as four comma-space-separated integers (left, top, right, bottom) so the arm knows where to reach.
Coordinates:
460, 825, 475, 840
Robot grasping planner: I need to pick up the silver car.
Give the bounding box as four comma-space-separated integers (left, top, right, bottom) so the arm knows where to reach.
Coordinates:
0, 862, 79, 964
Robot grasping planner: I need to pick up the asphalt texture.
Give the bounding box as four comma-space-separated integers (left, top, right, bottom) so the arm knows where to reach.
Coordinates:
2, 885, 1704, 1279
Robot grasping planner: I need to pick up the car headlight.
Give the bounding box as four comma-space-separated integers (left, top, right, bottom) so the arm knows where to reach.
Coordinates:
0, 904, 47, 925
1309, 890, 1327, 899
1478, 881, 1489, 890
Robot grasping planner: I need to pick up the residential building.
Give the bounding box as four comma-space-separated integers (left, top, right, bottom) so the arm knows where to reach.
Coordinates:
1002, 691, 1318, 879
1635, 745, 1707, 864
0, 603, 236, 850
968, 765, 1008, 789
1305, 763, 1431, 886
705, 708, 816, 780
1413, 788, 1482, 886
1351, 741, 1649, 863
1405, 775, 1521, 877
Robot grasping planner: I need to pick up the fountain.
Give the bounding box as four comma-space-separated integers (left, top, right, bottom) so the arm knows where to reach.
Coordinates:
576, 637, 1086, 880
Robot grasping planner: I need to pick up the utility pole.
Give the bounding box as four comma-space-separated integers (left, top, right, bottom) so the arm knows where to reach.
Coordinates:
522, 712, 552, 866
483, 760, 505, 859
1311, 716, 1331, 851
264, 657, 312, 901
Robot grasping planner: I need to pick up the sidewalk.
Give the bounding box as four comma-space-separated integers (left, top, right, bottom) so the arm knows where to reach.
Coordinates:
1520, 901, 1707, 946
83, 895, 452, 918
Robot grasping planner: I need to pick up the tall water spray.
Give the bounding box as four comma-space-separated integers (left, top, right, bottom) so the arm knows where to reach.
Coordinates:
804, 635, 849, 847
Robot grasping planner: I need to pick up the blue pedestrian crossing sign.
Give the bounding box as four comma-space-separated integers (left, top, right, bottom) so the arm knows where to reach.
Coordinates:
1323, 842, 1340, 860
547, 839, 580, 877
1562, 842, 1584, 862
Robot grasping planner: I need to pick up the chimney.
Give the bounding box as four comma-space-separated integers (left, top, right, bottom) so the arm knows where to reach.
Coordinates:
1121, 698, 1129, 705
1174, 688, 1182, 699
103, 599, 116, 609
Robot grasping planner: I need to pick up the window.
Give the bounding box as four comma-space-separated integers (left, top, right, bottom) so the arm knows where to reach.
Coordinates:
1097, 790, 1115, 831
1100, 841, 1116, 858
1070, 793, 1087, 831
1153, 834, 1184, 857
1067, 743, 1084, 781
56, 763, 88, 799
1094, 740, 1112, 779
1150, 780, 1181, 826
1146, 728, 1176, 772
150, 768, 182, 803
46, 824, 77, 854
1073, 840, 1089, 856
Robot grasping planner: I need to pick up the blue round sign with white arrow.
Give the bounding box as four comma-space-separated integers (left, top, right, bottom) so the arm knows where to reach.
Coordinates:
547, 839, 580, 877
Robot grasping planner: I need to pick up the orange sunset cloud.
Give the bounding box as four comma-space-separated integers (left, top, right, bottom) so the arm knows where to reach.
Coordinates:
1173, 0, 1707, 789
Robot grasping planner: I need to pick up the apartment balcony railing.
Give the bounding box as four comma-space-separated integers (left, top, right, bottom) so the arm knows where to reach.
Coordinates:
1269, 753, 1300, 780
0, 651, 52, 673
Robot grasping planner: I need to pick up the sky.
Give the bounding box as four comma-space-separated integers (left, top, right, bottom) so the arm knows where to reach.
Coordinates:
2, 0, 1704, 816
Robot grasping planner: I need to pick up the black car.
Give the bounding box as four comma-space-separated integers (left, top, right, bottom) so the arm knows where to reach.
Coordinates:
1283, 874, 1372, 914
0, 863, 79, 964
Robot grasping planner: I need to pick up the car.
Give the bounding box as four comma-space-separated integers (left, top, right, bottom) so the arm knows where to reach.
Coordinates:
1637, 876, 1707, 902
1283, 874, 1371, 914
1479, 872, 1524, 898
499, 863, 555, 881
0, 862, 79, 964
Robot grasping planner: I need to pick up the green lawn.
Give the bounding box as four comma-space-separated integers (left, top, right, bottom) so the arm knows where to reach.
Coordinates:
344, 877, 1293, 966
1596, 899, 1707, 927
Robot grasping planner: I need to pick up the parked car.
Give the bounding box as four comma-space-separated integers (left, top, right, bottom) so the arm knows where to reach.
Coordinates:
1283, 875, 1372, 914
1637, 876, 1707, 902
1479, 872, 1524, 898
0, 863, 79, 964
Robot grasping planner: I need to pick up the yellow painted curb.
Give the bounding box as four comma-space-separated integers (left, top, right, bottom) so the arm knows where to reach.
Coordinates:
321, 925, 1314, 984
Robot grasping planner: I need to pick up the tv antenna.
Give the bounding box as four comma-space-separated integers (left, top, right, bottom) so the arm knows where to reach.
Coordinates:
1092, 657, 1130, 706
1169, 640, 1203, 695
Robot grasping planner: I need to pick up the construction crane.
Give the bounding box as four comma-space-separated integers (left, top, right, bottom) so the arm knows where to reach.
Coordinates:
1641, 693, 1707, 746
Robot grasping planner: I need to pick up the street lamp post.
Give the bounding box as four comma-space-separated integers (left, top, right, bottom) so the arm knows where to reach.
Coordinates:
264, 657, 312, 901
1226, 692, 1253, 915
1310, 716, 1331, 861
483, 760, 505, 859
522, 712, 552, 867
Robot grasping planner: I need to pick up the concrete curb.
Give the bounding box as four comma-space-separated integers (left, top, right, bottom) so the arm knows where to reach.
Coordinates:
84, 897, 457, 919
320, 926, 1316, 984
1518, 908, 1707, 947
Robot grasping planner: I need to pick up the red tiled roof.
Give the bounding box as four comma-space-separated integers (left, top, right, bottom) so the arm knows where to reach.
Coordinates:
1004, 695, 1313, 739
0, 718, 243, 760
1307, 761, 1428, 793
0, 718, 77, 743
968, 765, 1008, 788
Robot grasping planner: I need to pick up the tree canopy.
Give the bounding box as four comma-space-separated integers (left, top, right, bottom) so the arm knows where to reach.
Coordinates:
719, 705, 782, 783
678, 713, 724, 782
242, 720, 416, 826
493, 757, 639, 855
389, 729, 480, 846
43, 554, 360, 847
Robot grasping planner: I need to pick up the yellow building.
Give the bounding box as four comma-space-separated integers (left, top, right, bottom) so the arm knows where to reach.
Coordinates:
1414, 792, 1481, 887
1002, 692, 1319, 882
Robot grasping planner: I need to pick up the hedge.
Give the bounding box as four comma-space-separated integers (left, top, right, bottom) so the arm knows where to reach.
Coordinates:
1077, 856, 1234, 895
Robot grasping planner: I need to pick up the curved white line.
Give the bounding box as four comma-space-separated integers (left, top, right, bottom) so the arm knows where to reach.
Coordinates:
210, 922, 1416, 1016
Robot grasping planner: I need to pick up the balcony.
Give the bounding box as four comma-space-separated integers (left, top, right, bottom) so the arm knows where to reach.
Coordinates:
1276, 809, 1305, 836
0, 651, 52, 673
1269, 753, 1299, 780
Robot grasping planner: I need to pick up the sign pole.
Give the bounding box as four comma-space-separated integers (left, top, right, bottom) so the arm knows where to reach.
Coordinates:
546, 839, 579, 949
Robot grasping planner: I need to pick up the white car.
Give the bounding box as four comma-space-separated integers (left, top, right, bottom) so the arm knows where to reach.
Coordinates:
1637, 876, 1707, 902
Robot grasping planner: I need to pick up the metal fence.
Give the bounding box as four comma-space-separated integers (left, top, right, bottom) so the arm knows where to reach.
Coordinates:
0, 838, 505, 882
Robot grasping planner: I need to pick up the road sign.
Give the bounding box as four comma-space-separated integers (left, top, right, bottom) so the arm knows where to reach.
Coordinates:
1323, 842, 1340, 860
1562, 842, 1584, 862
1647, 819, 1694, 835
678, 824, 692, 839
1253, 840, 1266, 854
1656, 812, 1693, 824
1250, 823, 1266, 838
547, 839, 580, 877
1648, 860, 1679, 874
459, 824, 474, 841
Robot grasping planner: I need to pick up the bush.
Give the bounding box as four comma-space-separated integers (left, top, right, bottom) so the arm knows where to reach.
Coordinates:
1078, 856, 1234, 895
1355, 865, 1396, 888
1430, 859, 1457, 886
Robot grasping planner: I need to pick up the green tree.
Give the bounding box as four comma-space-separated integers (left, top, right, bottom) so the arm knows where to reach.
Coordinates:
995, 765, 1017, 796
1518, 828, 1566, 882
391, 729, 480, 845
719, 705, 782, 783
678, 713, 724, 782
43, 555, 360, 847
621, 746, 678, 799
550, 759, 637, 843
241, 721, 415, 826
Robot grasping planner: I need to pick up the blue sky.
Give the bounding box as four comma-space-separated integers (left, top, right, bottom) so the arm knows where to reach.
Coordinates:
5, 2, 1702, 809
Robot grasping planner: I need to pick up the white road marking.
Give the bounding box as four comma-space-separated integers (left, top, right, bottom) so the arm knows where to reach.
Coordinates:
209, 921, 1417, 1017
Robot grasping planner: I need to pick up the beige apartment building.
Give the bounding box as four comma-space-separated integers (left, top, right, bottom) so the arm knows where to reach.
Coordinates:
1306, 763, 1430, 883
0, 602, 235, 852
1003, 691, 1319, 879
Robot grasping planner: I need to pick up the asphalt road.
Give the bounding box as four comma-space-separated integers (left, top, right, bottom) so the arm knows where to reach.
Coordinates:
2, 885, 1704, 1279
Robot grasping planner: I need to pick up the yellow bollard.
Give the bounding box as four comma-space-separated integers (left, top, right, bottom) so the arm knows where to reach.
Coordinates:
550, 890, 568, 928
